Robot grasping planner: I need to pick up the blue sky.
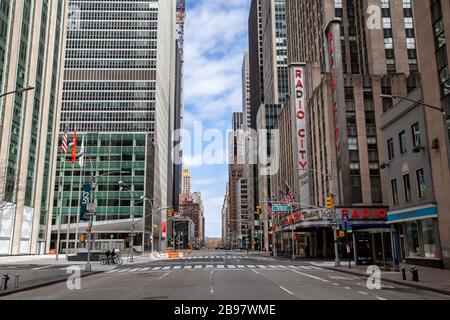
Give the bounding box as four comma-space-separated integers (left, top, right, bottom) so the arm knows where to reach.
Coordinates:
183, 0, 251, 238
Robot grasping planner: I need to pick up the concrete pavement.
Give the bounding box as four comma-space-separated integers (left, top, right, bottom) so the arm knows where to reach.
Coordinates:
1, 251, 449, 300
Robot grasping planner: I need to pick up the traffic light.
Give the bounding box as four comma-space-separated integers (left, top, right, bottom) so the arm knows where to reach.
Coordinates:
79, 234, 86, 243
256, 205, 262, 214
168, 208, 175, 218
326, 196, 334, 209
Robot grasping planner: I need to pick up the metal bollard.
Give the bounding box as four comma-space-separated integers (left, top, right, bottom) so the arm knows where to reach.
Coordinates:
410, 266, 419, 282
14, 274, 20, 289
401, 266, 406, 280
1, 273, 10, 291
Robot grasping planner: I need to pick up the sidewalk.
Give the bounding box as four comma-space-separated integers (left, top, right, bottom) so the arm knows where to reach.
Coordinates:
247, 251, 450, 296
324, 262, 450, 296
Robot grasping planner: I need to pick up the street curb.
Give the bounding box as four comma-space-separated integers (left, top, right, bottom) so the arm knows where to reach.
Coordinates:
0, 271, 104, 297
325, 267, 450, 297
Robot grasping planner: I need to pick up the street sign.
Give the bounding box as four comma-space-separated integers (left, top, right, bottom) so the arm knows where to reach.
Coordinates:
272, 204, 292, 212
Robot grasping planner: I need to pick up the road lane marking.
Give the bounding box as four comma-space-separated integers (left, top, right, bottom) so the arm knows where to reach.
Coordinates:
227, 265, 236, 269
217, 265, 225, 269
141, 267, 151, 271
183, 266, 192, 269
268, 265, 278, 269
287, 265, 298, 269
173, 266, 181, 270
247, 265, 256, 268
276, 265, 288, 269
309, 266, 322, 270
162, 266, 171, 270
237, 265, 246, 268
194, 265, 202, 269
357, 291, 368, 295
206, 265, 213, 269
253, 270, 261, 275
128, 268, 142, 273
291, 270, 330, 282
32, 266, 52, 270
333, 283, 339, 286
117, 268, 131, 273
152, 267, 162, 271
279, 286, 295, 296
344, 287, 351, 290
377, 296, 387, 300
257, 265, 267, 268
159, 272, 171, 279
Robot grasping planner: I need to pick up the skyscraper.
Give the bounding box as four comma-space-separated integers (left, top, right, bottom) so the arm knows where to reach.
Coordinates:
0, 0, 66, 255
49, 0, 178, 254
182, 168, 191, 196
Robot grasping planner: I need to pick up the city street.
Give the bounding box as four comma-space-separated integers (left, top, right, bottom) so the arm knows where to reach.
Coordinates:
2, 251, 449, 300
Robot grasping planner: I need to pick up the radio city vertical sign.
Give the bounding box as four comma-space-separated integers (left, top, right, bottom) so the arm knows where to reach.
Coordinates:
324, 18, 351, 202
290, 63, 309, 206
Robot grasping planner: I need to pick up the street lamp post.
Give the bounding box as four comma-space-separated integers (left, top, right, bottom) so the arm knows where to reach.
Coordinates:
0, 86, 35, 99
380, 94, 445, 115
140, 196, 155, 253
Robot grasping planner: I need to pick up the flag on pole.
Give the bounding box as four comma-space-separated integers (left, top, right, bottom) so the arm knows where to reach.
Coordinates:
282, 181, 297, 210
79, 136, 84, 168
71, 127, 77, 164
61, 126, 68, 154
266, 200, 273, 217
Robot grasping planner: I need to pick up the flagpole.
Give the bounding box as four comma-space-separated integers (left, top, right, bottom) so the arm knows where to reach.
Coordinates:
55, 150, 66, 261
66, 128, 77, 260
75, 136, 85, 254
74, 136, 84, 255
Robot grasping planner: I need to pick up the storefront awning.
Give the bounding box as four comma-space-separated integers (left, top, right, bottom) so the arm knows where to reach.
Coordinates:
387, 204, 438, 223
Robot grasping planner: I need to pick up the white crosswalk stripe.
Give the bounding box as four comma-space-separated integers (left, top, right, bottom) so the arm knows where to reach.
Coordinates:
217, 265, 225, 269
184, 266, 192, 269
268, 265, 278, 269
237, 265, 246, 268
287, 265, 298, 269
194, 265, 202, 269
276, 265, 288, 269
141, 267, 151, 271
299, 266, 312, 270
128, 268, 142, 273
173, 266, 181, 270
152, 267, 162, 271
227, 265, 236, 269
206, 265, 214, 268
117, 268, 131, 273
257, 265, 268, 268
309, 266, 322, 270
106, 269, 119, 273
248, 265, 256, 268
162, 266, 171, 270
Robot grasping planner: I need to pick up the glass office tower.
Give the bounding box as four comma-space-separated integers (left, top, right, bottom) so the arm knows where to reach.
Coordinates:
49, 0, 177, 254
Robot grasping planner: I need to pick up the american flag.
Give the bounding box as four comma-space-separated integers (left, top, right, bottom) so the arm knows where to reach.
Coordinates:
61, 126, 68, 154
266, 200, 273, 217
282, 181, 297, 210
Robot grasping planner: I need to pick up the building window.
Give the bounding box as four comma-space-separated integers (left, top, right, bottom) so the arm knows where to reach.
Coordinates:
421, 219, 440, 258
403, 174, 411, 202
399, 131, 407, 154
387, 138, 395, 160
391, 179, 399, 204
411, 122, 421, 147
416, 168, 426, 198
405, 221, 421, 257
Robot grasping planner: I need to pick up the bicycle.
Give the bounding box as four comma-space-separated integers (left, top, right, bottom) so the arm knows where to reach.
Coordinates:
100, 255, 123, 265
